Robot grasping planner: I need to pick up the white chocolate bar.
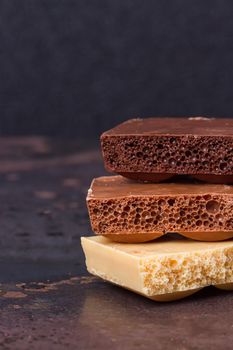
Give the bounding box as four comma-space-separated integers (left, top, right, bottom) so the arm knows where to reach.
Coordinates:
81, 236, 233, 301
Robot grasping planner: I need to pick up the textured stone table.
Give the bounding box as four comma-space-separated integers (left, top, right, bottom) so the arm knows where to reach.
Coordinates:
0, 137, 232, 350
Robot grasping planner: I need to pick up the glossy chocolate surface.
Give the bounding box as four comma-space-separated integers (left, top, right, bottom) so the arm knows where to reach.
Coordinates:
104, 117, 233, 136
88, 176, 233, 198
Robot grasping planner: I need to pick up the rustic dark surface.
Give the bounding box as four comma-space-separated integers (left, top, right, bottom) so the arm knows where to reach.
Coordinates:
0, 137, 233, 350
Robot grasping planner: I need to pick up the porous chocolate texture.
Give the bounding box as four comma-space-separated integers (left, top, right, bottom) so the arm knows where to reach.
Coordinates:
87, 176, 233, 242
101, 117, 233, 183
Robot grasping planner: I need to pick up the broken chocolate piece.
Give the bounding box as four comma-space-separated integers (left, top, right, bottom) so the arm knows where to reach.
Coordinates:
81, 236, 233, 301
101, 117, 233, 183
87, 176, 233, 242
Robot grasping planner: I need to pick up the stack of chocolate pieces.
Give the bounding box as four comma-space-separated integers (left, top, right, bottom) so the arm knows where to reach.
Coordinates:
81, 117, 233, 301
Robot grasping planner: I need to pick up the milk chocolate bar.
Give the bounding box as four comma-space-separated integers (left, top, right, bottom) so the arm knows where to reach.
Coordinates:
81, 236, 233, 301
101, 117, 233, 183
87, 176, 233, 242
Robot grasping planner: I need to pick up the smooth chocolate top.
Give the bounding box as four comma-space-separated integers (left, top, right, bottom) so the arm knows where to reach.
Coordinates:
88, 176, 233, 199
102, 117, 233, 136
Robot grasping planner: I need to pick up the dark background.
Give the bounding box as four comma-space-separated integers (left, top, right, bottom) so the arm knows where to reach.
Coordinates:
1, 1, 233, 145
